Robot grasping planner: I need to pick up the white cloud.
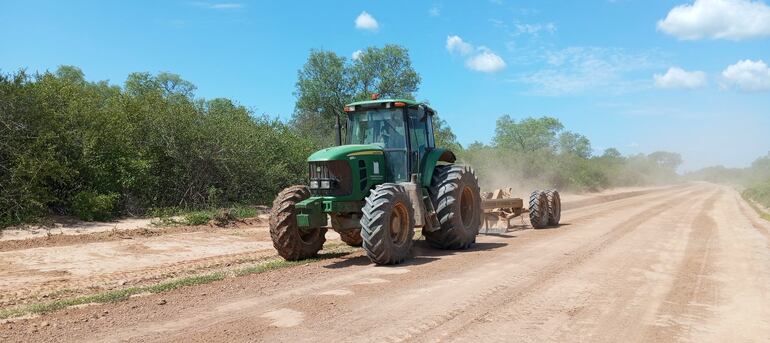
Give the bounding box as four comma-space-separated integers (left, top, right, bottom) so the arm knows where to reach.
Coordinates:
514, 47, 665, 95
657, 0, 770, 40
192, 2, 243, 10
429, 5, 441, 17
352, 50, 363, 61
355, 11, 379, 31
654, 67, 708, 89
721, 59, 770, 91
514, 22, 557, 36
466, 48, 507, 73
209, 3, 242, 9
446, 36, 506, 73
446, 35, 473, 55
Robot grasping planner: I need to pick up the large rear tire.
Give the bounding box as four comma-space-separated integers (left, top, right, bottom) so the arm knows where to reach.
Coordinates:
545, 189, 561, 226
269, 185, 327, 260
361, 184, 415, 265
425, 165, 482, 249
529, 190, 549, 229
337, 228, 363, 247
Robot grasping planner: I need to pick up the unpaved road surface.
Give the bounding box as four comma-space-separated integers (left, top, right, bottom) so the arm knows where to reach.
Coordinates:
3, 183, 770, 342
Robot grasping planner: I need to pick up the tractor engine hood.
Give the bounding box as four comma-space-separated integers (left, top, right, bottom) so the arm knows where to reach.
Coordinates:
307, 144, 384, 162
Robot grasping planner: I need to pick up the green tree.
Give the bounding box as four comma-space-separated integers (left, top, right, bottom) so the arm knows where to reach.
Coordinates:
601, 148, 623, 160
350, 45, 420, 101
291, 45, 421, 147
558, 132, 592, 158
432, 114, 462, 152
492, 115, 564, 152
291, 51, 350, 146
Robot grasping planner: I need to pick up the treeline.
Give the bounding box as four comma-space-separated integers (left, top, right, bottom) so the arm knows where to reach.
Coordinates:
1, 45, 686, 226
457, 116, 682, 192
687, 153, 770, 208
0, 67, 313, 226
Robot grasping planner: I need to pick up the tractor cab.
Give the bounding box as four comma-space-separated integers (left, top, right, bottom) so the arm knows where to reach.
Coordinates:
344, 96, 436, 182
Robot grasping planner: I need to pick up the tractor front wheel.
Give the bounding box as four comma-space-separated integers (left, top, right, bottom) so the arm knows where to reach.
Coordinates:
361, 184, 415, 265
269, 185, 327, 260
337, 228, 363, 247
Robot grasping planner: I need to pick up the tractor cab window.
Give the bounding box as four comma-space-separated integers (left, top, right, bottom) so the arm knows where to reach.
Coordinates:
347, 108, 409, 181
408, 108, 430, 174
347, 108, 406, 149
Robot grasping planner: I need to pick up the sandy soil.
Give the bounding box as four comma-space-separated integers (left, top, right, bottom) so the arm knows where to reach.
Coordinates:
0, 212, 271, 242
0, 225, 347, 308
1, 217, 162, 242
3, 183, 770, 342
0, 186, 660, 308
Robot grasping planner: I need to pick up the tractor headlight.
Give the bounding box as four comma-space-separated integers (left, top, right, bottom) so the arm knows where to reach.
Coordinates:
309, 180, 319, 189
320, 180, 331, 189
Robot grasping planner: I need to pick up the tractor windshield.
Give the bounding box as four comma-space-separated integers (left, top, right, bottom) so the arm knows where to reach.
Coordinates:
347, 108, 408, 181
346, 108, 406, 149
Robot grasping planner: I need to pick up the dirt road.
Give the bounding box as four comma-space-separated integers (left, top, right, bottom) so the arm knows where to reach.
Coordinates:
3, 183, 770, 342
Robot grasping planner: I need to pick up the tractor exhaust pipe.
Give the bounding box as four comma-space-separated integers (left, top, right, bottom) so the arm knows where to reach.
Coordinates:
334, 113, 342, 146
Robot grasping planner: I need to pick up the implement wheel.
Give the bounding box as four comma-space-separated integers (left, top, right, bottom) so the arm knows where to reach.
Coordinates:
545, 189, 561, 226
529, 190, 549, 229
426, 165, 482, 249
361, 184, 415, 265
269, 185, 327, 260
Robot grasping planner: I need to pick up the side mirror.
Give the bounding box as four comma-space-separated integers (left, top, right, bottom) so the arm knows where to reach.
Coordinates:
418, 107, 428, 122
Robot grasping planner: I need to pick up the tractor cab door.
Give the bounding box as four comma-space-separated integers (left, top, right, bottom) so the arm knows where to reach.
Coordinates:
407, 106, 435, 178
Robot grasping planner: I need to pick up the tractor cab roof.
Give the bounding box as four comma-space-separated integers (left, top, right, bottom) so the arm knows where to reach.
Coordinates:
345, 98, 436, 115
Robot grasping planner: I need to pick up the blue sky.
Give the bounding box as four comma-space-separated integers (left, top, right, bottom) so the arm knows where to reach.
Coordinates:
1, 0, 769, 171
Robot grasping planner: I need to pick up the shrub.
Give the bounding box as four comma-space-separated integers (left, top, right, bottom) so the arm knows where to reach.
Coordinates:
183, 211, 214, 226
71, 191, 119, 221
743, 182, 770, 208
0, 67, 313, 227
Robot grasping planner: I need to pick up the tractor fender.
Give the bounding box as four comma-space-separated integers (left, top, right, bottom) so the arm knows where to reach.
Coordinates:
420, 148, 456, 187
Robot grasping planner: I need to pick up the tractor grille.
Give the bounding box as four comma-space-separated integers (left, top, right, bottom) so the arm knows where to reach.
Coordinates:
308, 161, 352, 196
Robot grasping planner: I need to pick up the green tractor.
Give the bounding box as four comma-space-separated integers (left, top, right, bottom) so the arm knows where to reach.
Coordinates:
269, 96, 481, 265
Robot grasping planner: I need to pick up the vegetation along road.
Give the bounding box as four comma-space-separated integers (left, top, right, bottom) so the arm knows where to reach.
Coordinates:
3, 183, 770, 342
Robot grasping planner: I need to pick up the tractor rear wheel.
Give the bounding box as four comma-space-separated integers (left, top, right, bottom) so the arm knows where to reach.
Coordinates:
529, 190, 549, 229
426, 165, 482, 249
269, 185, 327, 260
545, 189, 561, 226
361, 184, 415, 265
337, 228, 363, 247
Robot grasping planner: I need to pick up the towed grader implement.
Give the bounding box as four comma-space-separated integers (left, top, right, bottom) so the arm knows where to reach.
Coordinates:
269, 95, 561, 265
481, 188, 561, 231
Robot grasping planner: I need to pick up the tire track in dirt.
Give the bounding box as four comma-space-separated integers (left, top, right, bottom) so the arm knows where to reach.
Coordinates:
554, 184, 696, 226
391, 187, 708, 342
146, 187, 704, 343
89, 187, 703, 343
642, 190, 722, 341
733, 193, 770, 242
512, 188, 721, 343
560, 184, 687, 211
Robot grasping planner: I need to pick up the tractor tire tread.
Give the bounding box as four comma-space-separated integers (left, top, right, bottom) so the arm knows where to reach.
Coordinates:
269, 185, 327, 260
